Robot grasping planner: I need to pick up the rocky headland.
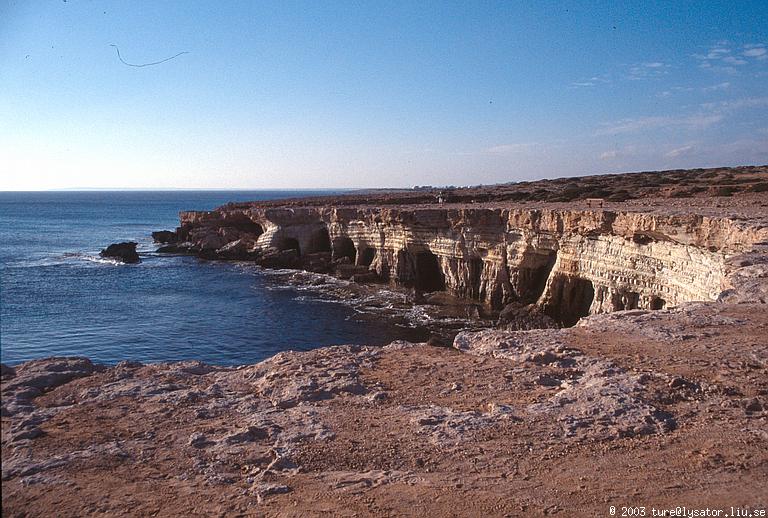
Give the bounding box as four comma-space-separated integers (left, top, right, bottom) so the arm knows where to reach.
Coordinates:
3, 166, 768, 516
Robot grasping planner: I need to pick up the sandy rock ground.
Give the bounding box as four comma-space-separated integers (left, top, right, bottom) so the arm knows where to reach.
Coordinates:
2, 301, 766, 517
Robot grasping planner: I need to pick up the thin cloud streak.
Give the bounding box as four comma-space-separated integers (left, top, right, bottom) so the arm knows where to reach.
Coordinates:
665, 145, 695, 158
597, 96, 768, 136
627, 62, 671, 80
595, 114, 723, 136
484, 143, 539, 155
569, 75, 611, 88
694, 42, 768, 72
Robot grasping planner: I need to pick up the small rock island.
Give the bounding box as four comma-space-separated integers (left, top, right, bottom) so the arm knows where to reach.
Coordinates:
100, 242, 141, 264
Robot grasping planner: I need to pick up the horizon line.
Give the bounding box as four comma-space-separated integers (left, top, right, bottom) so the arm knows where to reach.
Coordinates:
2, 164, 765, 193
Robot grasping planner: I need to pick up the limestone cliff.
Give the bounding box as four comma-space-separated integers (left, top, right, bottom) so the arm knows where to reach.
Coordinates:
167, 204, 768, 326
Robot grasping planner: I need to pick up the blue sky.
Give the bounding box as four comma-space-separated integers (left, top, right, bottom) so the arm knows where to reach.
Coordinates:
1, 0, 766, 189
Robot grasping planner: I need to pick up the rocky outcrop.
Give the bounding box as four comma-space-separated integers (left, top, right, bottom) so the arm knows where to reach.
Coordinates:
151, 230, 178, 244
497, 302, 559, 330
453, 329, 676, 439
3, 301, 767, 515
161, 205, 768, 325
100, 242, 140, 263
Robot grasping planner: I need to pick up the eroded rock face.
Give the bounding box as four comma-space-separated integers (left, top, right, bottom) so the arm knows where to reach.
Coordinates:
165, 205, 768, 325
246, 345, 376, 409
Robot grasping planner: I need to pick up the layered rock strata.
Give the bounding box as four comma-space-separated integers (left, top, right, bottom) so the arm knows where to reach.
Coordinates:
166, 206, 768, 325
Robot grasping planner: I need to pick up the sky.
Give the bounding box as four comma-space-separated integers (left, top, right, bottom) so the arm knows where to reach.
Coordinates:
1, 1, 767, 190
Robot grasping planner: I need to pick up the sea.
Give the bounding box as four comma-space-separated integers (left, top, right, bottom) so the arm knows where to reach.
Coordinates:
0, 191, 429, 366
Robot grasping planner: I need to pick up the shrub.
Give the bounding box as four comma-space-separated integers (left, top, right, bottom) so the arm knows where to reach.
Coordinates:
607, 191, 634, 202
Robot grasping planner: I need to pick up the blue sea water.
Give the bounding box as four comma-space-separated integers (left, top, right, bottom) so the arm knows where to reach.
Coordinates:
0, 191, 425, 366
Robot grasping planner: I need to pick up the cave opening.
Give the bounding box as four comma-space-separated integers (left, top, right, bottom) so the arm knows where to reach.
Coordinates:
332, 237, 356, 263
543, 274, 595, 327
227, 214, 264, 236
280, 237, 301, 256
308, 227, 332, 253
615, 291, 640, 311
650, 296, 666, 310
415, 251, 445, 292
359, 247, 376, 267
518, 251, 557, 303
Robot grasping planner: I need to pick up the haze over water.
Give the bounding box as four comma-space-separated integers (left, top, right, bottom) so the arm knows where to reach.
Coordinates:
0, 191, 424, 365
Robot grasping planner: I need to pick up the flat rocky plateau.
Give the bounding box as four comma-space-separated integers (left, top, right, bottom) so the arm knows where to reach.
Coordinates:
3, 166, 768, 517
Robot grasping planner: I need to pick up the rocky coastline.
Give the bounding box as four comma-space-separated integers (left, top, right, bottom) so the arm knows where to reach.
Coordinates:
153, 166, 768, 326
3, 166, 768, 516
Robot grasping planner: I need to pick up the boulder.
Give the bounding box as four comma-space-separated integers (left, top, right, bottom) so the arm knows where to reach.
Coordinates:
215, 238, 255, 260
197, 233, 228, 251
258, 248, 300, 268
100, 242, 140, 264
497, 302, 558, 331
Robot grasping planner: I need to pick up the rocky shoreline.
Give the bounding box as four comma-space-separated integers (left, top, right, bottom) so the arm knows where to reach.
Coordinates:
3, 166, 768, 516
150, 166, 768, 328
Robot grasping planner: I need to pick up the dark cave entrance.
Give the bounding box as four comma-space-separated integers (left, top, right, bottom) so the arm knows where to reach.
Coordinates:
543, 274, 595, 327
650, 296, 666, 310
332, 237, 356, 263
415, 251, 445, 292
515, 250, 557, 304
280, 237, 301, 256
359, 247, 376, 267
227, 214, 264, 237
614, 291, 640, 311
308, 227, 332, 254
528, 252, 557, 303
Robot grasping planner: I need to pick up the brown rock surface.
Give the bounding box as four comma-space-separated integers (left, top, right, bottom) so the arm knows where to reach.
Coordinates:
3, 302, 767, 517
